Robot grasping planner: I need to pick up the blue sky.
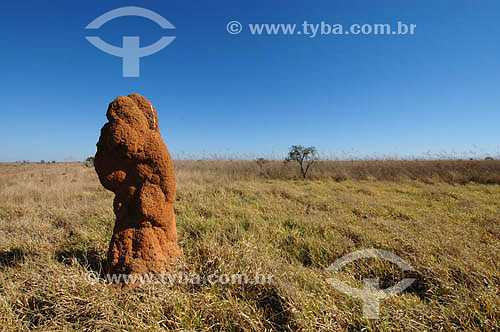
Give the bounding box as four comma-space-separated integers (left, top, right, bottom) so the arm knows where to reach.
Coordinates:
1, 0, 499, 161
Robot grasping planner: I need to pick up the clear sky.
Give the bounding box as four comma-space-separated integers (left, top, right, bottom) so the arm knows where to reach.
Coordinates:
1, 0, 499, 161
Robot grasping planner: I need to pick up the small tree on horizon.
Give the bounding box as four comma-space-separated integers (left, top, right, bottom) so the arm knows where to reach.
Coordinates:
85, 156, 95, 167
287, 145, 319, 179
255, 157, 267, 170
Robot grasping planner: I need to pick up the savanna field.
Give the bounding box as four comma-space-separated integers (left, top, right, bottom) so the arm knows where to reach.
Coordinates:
0, 160, 499, 331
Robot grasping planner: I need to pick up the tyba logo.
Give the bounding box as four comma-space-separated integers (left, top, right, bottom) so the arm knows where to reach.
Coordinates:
85, 6, 175, 77
326, 249, 416, 319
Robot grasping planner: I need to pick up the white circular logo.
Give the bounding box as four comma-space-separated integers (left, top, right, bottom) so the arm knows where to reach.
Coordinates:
85, 270, 99, 285
326, 249, 416, 319
227, 21, 243, 34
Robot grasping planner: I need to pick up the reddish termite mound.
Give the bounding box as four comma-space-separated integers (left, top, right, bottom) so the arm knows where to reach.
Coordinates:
94, 94, 181, 277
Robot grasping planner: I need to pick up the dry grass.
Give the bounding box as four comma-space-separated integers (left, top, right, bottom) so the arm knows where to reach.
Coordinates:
0, 161, 499, 331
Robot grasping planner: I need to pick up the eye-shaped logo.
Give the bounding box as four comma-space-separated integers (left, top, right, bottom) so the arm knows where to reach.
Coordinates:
326, 249, 416, 319
85, 6, 175, 77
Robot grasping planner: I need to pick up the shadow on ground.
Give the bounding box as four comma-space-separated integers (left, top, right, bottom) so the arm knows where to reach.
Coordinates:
0, 248, 28, 269
56, 247, 106, 278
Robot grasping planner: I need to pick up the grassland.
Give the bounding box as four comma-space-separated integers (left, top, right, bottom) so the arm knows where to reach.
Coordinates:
0, 161, 499, 331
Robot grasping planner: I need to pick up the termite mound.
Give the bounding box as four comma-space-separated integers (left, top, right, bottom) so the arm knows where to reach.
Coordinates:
94, 94, 181, 278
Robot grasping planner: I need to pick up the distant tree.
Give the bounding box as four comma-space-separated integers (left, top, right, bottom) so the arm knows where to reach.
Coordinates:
40, 160, 45, 164
255, 157, 268, 170
286, 145, 319, 179
485, 156, 494, 161
85, 156, 95, 167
